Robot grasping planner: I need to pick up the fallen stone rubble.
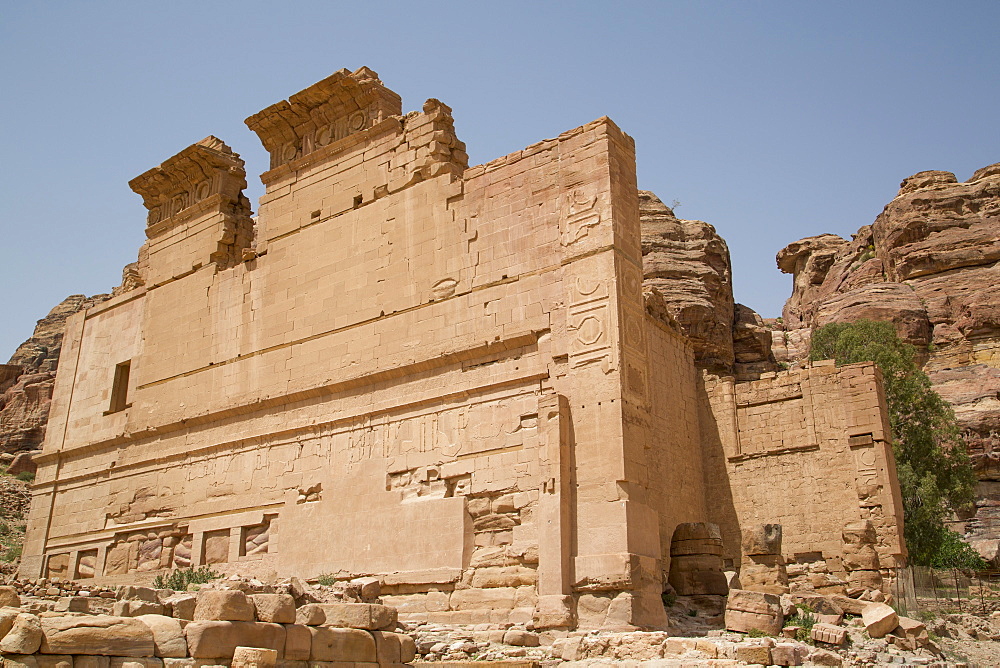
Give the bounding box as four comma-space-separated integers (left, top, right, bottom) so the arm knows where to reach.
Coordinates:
3, 576, 1000, 667
0, 580, 414, 668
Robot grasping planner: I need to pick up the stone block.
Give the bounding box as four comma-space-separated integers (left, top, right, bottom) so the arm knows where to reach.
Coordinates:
194, 591, 255, 622
827, 594, 867, 616
398, 634, 416, 664
349, 577, 380, 600
118, 587, 159, 603
249, 595, 296, 624
107, 658, 161, 668
0, 612, 42, 656
841, 544, 880, 571
1, 607, 21, 639
670, 538, 724, 557
771, 642, 808, 666
531, 595, 575, 629
282, 624, 311, 661
315, 603, 395, 631
725, 589, 783, 636
115, 602, 166, 618
672, 522, 723, 542
370, 631, 402, 664
469, 566, 536, 588
0, 613, 42, 654
0, 586, 22, 608
810, 623, 846, 646
164, 594, 197, 621
232, 647, 277, 668
35, 655, 73, 668
861, 602, 897, 638
847, 569, 882, 590
0, 656, 36, 668
893, 615, 929, 647
501, 630, 539, 647
807, 647, 843, 665
734, 644, 771, 664
842, 520, 876, 545
54, 597, 90, 613
136, 615, 188, 658
183, 621, 285, 659
449, 588, 516, 611
74, 657, 110, 668
294, 605, 324, 626
787, 593, 843, 623
742, 524, 782, 556
39, 615, 154, 656
308, 627, 375, 662
668, 568, 729, 596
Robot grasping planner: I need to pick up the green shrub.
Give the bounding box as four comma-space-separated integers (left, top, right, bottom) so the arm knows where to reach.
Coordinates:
746, 628, 768, 638
929, 527, 988, 571
316, 573, 338, 586
153, 566, 219, 590
786, 605, 818, 643
14, 472, 34, 483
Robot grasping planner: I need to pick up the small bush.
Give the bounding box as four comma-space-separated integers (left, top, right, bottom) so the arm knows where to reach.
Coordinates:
686, 609, 698, 617
153, 566, 219, 590
15, 472, 34, 483
786, 605, 818, 643
661, 590, 677, 607
747, 628, 768, 638
316, 573, 338, 586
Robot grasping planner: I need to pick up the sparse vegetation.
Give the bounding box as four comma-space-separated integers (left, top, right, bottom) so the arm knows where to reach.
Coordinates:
786, 604, 818, 643
746, 628, 768, 637
152, 565, 220, 590
15, 471, 34, 483
317, 573, 339, 586
810, 320, 977, 567
0, 468, 30, 568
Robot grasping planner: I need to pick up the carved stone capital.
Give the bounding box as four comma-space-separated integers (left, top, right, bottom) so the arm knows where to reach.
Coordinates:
245, 66, 402, 170
129, 136, 247, 229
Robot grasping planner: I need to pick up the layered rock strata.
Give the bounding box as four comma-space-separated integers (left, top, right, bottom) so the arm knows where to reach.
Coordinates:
639, 190, 775, 375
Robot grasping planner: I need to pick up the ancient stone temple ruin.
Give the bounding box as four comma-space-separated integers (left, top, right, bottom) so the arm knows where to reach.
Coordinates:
21, 68, 906, 629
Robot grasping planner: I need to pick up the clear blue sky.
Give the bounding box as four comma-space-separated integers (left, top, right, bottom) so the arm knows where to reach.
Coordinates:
2, 1, 998, 360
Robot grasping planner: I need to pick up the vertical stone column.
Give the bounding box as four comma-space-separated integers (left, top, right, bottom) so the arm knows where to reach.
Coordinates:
534, 393, 575, 628
555, 119, 666, 629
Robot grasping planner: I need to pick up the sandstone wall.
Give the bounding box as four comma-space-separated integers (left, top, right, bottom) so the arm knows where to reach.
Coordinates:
22, 68, 704, 630
700, 362, 905, 570
773, 162, 1000, 557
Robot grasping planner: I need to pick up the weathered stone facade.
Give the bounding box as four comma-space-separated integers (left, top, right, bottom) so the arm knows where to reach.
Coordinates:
21, 68, 905, 630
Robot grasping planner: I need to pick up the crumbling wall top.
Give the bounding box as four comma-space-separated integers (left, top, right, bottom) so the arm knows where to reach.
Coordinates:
245, 66, 403, 170
128, 136, 247, 229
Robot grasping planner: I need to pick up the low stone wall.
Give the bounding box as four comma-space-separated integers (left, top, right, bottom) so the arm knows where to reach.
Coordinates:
0, 587, 415, 668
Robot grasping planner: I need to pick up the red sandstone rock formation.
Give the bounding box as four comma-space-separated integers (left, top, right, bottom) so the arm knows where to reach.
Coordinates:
1, 294, 107, 457
639, 190, 775, 374
774, 162, 1000, 557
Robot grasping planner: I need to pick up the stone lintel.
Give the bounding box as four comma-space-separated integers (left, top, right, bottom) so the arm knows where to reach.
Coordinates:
129, 136, 247, 231
245, 66, 403, 171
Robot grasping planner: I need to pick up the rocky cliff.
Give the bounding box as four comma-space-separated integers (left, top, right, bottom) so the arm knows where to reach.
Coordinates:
773, 162, 1000, 557
639, 190, 775, 376
0, 294, 108, 461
